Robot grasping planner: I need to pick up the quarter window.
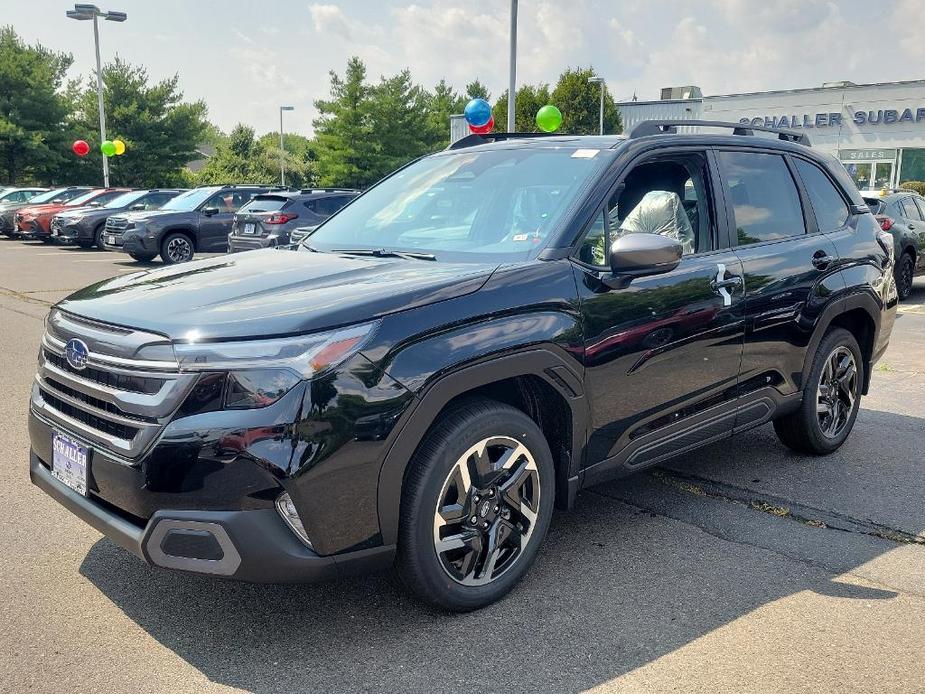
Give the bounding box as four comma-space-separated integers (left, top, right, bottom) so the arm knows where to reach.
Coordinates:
717, 151, 805, 245
794, 159, 849, 231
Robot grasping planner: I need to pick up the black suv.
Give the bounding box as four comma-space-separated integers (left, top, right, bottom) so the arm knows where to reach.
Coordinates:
228, 189, 358, 252
862, 191, 925, 299
102, 185, 274, 263
28, 122, 897, 611
52, 189, 185, 249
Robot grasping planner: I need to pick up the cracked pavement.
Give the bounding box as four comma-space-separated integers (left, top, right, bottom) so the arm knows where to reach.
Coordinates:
0, 240, 923, 693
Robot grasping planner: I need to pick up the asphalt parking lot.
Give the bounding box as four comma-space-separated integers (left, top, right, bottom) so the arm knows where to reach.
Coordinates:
1, 239, 923, 694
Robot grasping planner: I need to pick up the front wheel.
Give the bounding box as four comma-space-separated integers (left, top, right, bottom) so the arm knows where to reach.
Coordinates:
774, 327, 863, 455
397, 399, 555, 611
895, 252, 915, 300
160, 232, 194, 264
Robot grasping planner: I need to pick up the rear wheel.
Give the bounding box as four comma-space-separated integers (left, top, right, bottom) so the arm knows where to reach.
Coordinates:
128, 251, 156, 262
396, 399, 555, 611
774, 328, 862, 455
160, 232, 194, 264
895, 251, 915, 300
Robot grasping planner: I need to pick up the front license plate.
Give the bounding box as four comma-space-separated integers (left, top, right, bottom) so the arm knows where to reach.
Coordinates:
52, 432, 89, 496
244, 223, 256, 235
106, 234, 116, 245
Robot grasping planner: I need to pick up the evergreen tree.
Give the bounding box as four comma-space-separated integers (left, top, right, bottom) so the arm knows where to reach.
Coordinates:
464, 79, 491, 101
312, 56, 373, 189
367, 69, 433, 179
0, 26, 74, 184
425, 78, 465, 148
493, 83, 551, 132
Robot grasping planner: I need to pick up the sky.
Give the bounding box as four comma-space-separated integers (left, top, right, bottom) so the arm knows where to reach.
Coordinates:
3, 0, 924, 137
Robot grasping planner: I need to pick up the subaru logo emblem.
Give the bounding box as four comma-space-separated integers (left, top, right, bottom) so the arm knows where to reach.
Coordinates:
65, 338, 90, 371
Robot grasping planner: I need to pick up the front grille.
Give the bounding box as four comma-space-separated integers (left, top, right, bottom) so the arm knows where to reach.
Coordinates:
39, 389, 141, 441
106, 216, 130, 231
51, 217, 63, 234
32, 309, 199, 458
44, 349, 162, 394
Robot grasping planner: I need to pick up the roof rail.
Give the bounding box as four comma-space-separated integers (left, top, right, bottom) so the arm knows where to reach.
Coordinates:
631, 119, 812, 146
447, 131, 561, 150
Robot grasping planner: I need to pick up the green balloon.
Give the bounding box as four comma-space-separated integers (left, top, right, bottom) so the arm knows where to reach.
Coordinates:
100, 140, 116, 156
536, 105, 562, 133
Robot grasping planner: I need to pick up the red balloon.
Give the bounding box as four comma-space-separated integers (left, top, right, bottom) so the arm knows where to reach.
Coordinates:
72, 140, 90, 157
468, 116, 494, 135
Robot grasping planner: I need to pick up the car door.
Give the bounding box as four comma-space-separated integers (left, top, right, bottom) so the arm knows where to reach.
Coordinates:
575, 148, 747, 483
198, 190, 247, 251
913, 197, 925, 272
716, 149, 844, 414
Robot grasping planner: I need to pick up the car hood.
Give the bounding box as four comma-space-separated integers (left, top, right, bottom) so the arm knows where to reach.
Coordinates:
56, 205, 105, 219
17, 203, 66, 216
57, 249, 498, 341
114, 209, 181, 223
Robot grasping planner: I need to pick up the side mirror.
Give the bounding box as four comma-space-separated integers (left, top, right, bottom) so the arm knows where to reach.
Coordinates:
605, 233, 682, 289
201, 206, 219, 216
130, 203, 145, 211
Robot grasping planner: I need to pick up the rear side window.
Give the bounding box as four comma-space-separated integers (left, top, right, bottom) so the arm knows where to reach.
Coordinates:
900, 197, 923, 221
794, 159, 849, 231
239, 196, 289, 213
314, 195, 353, 216
717, 151, 805, 245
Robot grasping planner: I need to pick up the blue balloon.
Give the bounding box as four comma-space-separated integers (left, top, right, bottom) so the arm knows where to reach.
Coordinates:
464, 98, 492, 127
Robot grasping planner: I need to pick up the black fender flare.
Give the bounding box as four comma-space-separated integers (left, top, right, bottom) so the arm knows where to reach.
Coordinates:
801, 289, 882, 395
159, 226, 198, 250
375, 347, 588, 546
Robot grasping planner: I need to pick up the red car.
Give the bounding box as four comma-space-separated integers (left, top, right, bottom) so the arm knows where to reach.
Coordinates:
17, 188, 130, 241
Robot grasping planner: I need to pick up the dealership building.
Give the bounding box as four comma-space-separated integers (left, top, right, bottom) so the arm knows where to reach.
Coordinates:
618, 80, 925, 192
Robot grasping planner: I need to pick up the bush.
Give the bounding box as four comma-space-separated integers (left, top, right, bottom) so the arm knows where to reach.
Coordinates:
899, 180, 925, 196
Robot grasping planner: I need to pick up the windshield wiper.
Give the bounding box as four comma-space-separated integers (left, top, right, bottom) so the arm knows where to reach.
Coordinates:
333, 248, 437, 261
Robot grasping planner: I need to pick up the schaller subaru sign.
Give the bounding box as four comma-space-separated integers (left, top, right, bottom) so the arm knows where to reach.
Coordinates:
740, 107, 925, 129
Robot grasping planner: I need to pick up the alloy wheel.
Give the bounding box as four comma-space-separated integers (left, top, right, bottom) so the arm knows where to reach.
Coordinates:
166, 236, 192, 263
433, 436, 540, 586
815, 345, 858, 438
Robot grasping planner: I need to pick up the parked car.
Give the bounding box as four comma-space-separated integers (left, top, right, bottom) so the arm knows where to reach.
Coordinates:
18, 188, 129, 242
862, 191, 925, 299
28, 121, 896, 611
227, 189, 358, 252
0, 187, 47, 205
0, 187, 91, 238
102, 184, 275, 263
51, 188, 186, 249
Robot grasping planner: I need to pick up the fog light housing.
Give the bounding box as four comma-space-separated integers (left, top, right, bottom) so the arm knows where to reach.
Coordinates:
276, 492, 313, 549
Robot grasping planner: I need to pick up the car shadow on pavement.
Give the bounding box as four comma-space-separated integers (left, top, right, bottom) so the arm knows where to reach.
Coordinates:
78, 410, 921, 694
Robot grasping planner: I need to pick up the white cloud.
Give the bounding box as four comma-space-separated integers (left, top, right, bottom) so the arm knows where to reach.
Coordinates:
309, 3, 353, 40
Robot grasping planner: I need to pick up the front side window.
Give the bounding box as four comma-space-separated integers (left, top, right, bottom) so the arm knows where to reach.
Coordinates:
578, 153, 714, 266
717, 151, 805, 245
304, 147, 614, 262
162, 188, 221, 212
794, 158, 849, 232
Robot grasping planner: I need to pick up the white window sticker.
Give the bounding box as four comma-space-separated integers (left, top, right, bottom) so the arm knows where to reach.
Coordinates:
572, 149, 600, 159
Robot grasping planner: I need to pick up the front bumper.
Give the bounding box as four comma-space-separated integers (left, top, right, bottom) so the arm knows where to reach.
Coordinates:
30, 451, 394, 582
52, 219, 93, 242
19, 220, 50, 239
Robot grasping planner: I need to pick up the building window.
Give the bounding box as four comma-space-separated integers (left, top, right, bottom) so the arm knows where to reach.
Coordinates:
900, 149, 925, 184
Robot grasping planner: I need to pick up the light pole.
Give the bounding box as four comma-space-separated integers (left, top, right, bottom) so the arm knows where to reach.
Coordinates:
588, 76, 605, 135
507, 0, 517, 132
66, 4, 126, 187
279, 106, 294, 187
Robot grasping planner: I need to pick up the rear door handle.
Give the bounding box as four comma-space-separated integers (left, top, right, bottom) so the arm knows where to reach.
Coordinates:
710, 263, 742, 306
812, 252, 836, 269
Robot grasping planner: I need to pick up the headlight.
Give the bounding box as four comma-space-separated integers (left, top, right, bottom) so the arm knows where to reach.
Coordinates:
172, 322, 377, 409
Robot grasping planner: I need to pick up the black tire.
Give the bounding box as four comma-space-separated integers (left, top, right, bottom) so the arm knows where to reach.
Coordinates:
396, 398, 555, 612
774, 327, 863, 455
160, 232, 194, 264
76, 240, 93, 249
93, 224, 107, 251
128, 251, 156, 262
895, 251, 915, 301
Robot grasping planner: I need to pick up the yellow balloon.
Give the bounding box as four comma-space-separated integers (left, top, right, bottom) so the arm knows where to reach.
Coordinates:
113, 139, 126, 156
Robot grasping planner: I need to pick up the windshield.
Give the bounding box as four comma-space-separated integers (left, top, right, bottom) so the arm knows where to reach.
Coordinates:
304, 147, 613, 261
65, 190, 105, 207
103, 190, 147, 209
160, 187, 220, 212
28, 188, 69, 204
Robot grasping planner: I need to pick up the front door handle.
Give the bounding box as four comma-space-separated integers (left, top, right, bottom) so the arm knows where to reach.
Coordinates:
710, 263, 742, 306
812, 252, 836, 269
